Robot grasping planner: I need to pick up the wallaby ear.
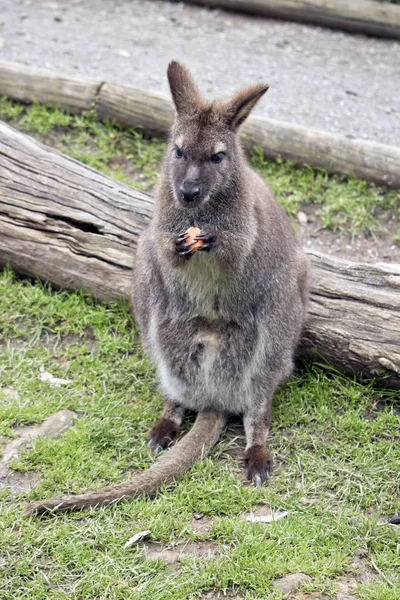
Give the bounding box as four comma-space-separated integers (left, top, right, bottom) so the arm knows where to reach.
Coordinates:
167, 61, 203, 116
225, 83, 269, 129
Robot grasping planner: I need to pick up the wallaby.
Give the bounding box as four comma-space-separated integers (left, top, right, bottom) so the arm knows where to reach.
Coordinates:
26, 62, 309, 516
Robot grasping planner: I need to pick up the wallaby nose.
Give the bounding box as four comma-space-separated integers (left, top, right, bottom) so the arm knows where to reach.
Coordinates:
180, 181, 201, 204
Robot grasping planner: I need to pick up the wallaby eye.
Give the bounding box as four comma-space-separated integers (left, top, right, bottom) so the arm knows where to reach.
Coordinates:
211, 152, 225, 164
175, 146, 183, 158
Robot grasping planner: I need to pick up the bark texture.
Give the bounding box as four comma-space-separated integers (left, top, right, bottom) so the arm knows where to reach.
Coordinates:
0, 122, 399, 388
0, 60, 100, 113
1, 61, 400, 187
183, 0, 400, 39
98, 82, 400, 188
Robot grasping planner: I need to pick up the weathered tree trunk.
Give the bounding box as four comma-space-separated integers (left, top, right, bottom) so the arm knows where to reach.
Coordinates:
0, 122, 152, 299
182, 0, 400, 39
0, 122, 399, 388
1, 61, 400, 188
97, 84, 400, 189
0, 61, 101, 113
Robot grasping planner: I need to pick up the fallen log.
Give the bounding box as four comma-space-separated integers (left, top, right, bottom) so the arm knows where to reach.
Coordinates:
0, 61, 100, 113
98, 82, 400, 188
1, 61, 400, 188
0, 122, 399, 388
182, 0, 400, 39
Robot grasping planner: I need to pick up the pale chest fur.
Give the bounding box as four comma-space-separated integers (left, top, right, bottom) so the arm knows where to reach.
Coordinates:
180, 252, 224, 319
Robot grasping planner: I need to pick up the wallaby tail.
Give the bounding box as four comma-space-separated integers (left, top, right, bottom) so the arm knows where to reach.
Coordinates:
25, 410, 225, 516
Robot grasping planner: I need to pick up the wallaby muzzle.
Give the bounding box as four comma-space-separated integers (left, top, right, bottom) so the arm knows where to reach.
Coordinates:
179, 180, 202, 206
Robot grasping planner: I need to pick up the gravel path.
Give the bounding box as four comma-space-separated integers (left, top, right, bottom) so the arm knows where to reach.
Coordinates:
0, 0, 399, 145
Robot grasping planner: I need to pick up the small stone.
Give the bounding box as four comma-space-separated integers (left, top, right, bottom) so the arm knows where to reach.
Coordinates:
274, 573, 311, 596
388, 515, 400, 525
2, 387, 19, 399
297, 211, 308, 225
0, 410, 77, 481
118, 49, 131, 58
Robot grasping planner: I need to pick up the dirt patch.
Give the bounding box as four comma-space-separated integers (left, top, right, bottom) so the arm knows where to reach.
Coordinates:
108, 156, 156, 192
202, 590, 242, 599
0, 470, 42, 494
336, 550, 375, 594
274, 573, 311, 597
0, 328, 98, 355
296, 207, 400, 264
290, 550, 376, 600
294, 594, 330, 600
190, 515, 215, 534
39, 329, 98, 354
0, 409, 77, 494
0, 338, 27, 350
142, 540, 228, 564
0, 387, 19, 401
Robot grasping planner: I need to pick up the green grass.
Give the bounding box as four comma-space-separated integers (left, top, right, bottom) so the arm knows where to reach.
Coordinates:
0, 99, 399, 598
1, 97, 399, 241
0, 268, 399, 599
0, 98, 165, 192
251, 150, 399, 240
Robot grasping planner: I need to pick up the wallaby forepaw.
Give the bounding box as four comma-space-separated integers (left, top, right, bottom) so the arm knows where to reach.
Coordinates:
244, 444, 272, 486
176, 226, 202, 258
148, 418, 180, 453
176, 227, 216, 258
194, 230, 216, 252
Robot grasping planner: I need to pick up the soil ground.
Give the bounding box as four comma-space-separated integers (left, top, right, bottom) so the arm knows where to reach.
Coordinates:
0, 0, 399, 145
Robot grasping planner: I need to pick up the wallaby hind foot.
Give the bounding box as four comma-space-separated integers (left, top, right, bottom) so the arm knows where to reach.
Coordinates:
147, 399, 184, 453
244, 445, 272, 486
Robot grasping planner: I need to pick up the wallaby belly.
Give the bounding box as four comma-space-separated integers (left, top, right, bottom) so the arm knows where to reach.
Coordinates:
148, 310, 266, 415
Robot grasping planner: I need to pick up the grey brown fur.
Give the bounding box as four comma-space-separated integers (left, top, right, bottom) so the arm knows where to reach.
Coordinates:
25, 62, 309, 515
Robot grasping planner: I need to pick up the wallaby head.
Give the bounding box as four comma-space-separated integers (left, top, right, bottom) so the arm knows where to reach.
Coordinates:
166, 61, 269, 209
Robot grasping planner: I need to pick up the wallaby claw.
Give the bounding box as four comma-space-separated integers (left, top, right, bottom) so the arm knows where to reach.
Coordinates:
252, 469, 270, 487
147, 439, 163, 454
194, 231, 216, 249
253, 474, 263, 487
175, 238, 192, 255
148, 417, 180, 452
